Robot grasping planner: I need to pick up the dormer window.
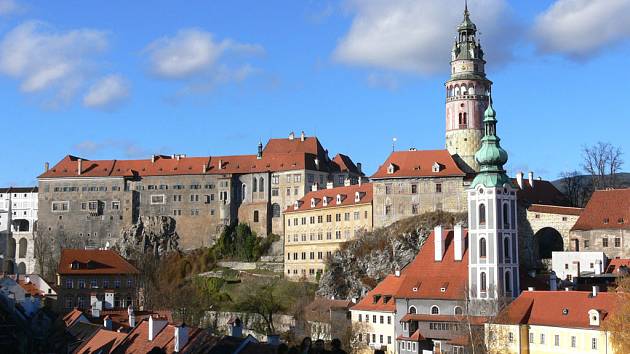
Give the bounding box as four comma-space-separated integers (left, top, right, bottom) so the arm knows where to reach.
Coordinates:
387, 163, 397, 174
432, 162, 443, 173
322, 197, 328, 207
310, 198, 316, 208
383, 295, 392, 304
373, 295, 381, 304
354, 191, 365, 202
603, 218, 609, 224
588, 309, 600, 326
294, 200, 302, 210
71, 261, 80, 270
440, 283, 449, 293
336, 194, 346, 205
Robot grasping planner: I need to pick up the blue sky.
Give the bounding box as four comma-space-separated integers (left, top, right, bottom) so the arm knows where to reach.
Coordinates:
0, 0, 628, 186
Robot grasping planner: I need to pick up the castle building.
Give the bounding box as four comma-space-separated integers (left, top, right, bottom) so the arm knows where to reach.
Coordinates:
284, 182, 373, 281
37, 133, 362, 250
445, 4, 491, 173
0, 187, 38, 274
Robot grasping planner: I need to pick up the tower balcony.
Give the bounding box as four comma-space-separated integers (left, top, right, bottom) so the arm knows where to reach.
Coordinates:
446, 94, 488, 102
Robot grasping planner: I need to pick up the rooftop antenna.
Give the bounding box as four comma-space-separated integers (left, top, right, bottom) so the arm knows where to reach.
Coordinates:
392, 137, 397, 152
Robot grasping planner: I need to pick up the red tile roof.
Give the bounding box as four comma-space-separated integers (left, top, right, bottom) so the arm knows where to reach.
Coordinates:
75, 328, 127, 354
572, 188, 630, 231
394, 229, 469, 300
304, 297, 354, 322
397, 329, 425, 341
527, 204, 583, 216
110, 318, 202, 353
606, 259, 630, 274
352, 274, 405, 312
371, 150, 466, 179
263, 136, 323, 155
332, 153, 362, 175
63, 308, 86, 327
513, 178, 570, 206
284, 183, 373, 213
58, 249, 139, 275
496, 291, 619, 329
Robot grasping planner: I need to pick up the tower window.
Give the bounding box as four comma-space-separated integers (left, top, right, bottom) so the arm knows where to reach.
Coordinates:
503, 203, 510, 228
479, 204, 486, 225
504, 237, 510, 260
505, 271, 512, 293
479, 238, 487, 258
480, 272, 487, 292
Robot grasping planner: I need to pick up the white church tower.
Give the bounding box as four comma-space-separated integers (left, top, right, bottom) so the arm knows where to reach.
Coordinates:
467, 97, 519, 315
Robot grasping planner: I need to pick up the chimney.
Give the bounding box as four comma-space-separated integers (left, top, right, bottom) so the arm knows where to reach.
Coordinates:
218, 159, 223, 170
527, 287, 535, 291
528, 171, 534, 187
565, 287, 570, 291
104, 316, 112, 330
516, 171, 524, 189
151, 154, 156, 163
592, 286, 599, 297
454, 224, 464, 261
77, 159, 83, 176
128, 305, 136, 328
288, 132, 295, 140
202, 164, 207, 173
395, 269, 401, 277
344, 177, 351, 187
44, 162, 49, 172
357, 162, 362, 174
175, 154, 181, 161
148, 316, 168, 341
311, 183, 318, 192
326, 181, 333, 189
314, 158, 320, 170
300, 131, 305, 141
434, 225, 444, 262
174, 324, 189, 352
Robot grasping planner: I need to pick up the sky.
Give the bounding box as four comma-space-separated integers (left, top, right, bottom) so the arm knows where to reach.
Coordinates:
0, 0, 629, 186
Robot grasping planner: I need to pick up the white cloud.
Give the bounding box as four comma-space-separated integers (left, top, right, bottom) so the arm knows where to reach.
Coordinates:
0, 21, 110, 106
145, 28, 264, 80
366, 72, 399, 90
532, 0, 630, 58
0, 0, 21, 16
83, 74, 130, 110
333, 0, 515, 75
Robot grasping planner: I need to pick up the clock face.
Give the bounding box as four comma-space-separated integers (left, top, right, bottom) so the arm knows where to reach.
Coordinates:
461, 65, 467, 71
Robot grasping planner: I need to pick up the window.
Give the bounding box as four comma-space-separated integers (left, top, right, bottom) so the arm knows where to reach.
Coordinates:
335, 231, 341, 239
584, 240, 590, 248
479, 204, 486, 225
454, 306, 463, 315
259, 177, 264, 192
412, 204, 418, 215
387, 336, 391, 344
372, 315, 376, 323
103, 280, 109, 289
354, 211, 360, 220
591, 338, 597, 350
52, 201, 69, 212
554, 334, 559, 346
385, 184, 392, 194
503, 203, 510, 228
385, 205, 392, 216
479, 238, 487, 258
540, 334, 545, 344
408, 306, 417, 314
114, 280, 121, 289
615, 238, 621, 247
504, 237, 510, 260
387, 316, 391, 324
272, 204, 280, 218
430, 305, 440, 315
358, 314, 362, 322
336, 214, 341, 222
344, 213, 350, 221
411, 184, 417, 194
271, 188, 279, 196
65, 296, 73, 309
505, 271, 512, 293
380, 316, 384, 324
529, 333, 534, 344
91, 279, 98, 288
111, 201, 120, 210
571, 336, 576, 348
603, 238, 608, 247
150, 195, 165, 204
435, 183, 442, 193
65, 279, 73, 289
253, 210, 259, 222
480, 272, 487, 292
294, 174, 301, 182
508, 332, 514, 343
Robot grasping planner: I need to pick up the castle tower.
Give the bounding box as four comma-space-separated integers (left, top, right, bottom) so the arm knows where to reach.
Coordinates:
467, 97, 519, 316
445, 3, 492, 173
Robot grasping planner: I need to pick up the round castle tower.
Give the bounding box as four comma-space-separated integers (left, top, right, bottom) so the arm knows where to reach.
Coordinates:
445, 4, 491, 173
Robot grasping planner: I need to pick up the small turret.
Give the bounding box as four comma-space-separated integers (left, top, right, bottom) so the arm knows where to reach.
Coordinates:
257, 141, 263, 160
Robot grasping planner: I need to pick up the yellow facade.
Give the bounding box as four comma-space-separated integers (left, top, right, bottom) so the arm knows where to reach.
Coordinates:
486, 323, 616, 354
284, 200, 372, 281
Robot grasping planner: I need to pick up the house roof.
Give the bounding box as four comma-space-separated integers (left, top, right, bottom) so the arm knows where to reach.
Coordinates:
527, 204, 583, 216
332, 153, 363, 175
496, 291, 619, 329
64, 308, 87, 327
284, 183, 373, 213
606, 259, 630, 274
75, 329, 127, 354
57, 249, 139, 275
109, 318, 202, 353
303, 297, 353, 322
351, 274, 405, 312
0, 186, 38, 194
395, 229, 469, 300
370, 150, 466, 179
514, 178, 570, 206
571, 188, 630, 231
88, 309, 173, 331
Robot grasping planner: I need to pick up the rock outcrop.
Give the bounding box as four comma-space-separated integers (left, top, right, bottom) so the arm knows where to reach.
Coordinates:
317, 211, 467, 299
116, 216, 180, 258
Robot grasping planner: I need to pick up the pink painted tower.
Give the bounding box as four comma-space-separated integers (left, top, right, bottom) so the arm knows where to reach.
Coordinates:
445, 3, 491, 173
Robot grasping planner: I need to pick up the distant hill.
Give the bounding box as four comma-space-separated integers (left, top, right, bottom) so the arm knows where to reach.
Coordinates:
552, 172, 630, 194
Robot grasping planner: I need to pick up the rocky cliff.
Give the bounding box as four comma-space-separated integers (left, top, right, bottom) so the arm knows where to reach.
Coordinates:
317, 211, 467, 299
116, 216, 180, 258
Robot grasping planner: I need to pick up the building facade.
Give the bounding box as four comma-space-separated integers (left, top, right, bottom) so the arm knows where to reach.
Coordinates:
284, 182, 373, 281
56, 249, 139, 313
551, 251, 607, 281
0, 187, 38, 274
569, 188, 629, 259
38, 133, 362, 251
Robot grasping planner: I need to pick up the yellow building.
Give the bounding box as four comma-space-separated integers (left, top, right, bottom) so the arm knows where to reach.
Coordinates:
486, 288, 618, 354
284, 182, 373, 281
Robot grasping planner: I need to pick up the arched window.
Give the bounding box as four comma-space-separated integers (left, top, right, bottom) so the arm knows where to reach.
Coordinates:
17, 262, 26, 274
479, 238, 487, 258
479, 204, 486, 225
504, 237, 510, 260
503, 203, 510, 228
242, 185, 247, 200
462, 112, 467, 125
505, 271, 512, 293
18, 238, 27, 258
272, 203, 281, 218
253, 210, 259, 223
408, 306, 417, 314
454, 306, 463, 315
430, 305, 440, 315
7, 237, 16, 258
458, 112, 463, 125
259, 177, 264, 192
253, 177, 258, 193
480, 272, 487, 292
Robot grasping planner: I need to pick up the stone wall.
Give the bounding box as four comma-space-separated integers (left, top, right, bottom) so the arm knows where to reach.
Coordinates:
569, 229, 629, 259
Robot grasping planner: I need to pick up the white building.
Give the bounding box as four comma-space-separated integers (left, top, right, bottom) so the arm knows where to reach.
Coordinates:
0, 187, 38, 274
551, 251, 606, 281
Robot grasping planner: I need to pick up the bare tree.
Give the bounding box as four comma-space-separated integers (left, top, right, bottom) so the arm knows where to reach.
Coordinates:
559, 170, 588, 207
582, 142, 624, 189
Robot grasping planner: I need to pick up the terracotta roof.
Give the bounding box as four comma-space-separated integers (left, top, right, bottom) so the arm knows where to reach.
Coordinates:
57, 249, 139, 275
395, 229, 469, 300
18, 279, 47, 297
571, 189, 630, 231
371, 150, 466, 179
351, 274, 405, 312
513, 178, 570, 206
332, 153, 362, 175
496, 291, 619, 328
527, 204, 583, 216
64, 308, 86, 327
75, 328, 127, 354
396, 329, 425, 341
303, 297, 354, 322
90, 309, 173, 330
284, 183, 373, 213
263, 136, 323, 155
110, 318, 202, 353
606, 259, 630, 274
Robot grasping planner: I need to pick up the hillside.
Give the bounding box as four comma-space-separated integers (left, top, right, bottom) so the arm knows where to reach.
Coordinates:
317, 211, 467, 299
552, 172, 630, 192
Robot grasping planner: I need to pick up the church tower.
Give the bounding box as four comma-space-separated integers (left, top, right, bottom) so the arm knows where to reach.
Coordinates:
467, 97, 519, 316
445, 4, 491, 173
